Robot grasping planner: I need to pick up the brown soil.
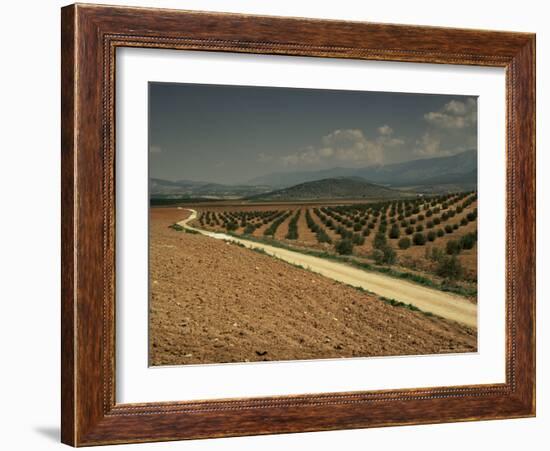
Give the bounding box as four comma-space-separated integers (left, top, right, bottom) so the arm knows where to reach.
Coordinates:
295, 209, 320, 246
273, 209, 295, 240
149, 208, 476, 366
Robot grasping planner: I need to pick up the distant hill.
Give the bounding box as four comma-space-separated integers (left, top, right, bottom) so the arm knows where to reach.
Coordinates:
248, 177, 410, 201
150, 178, 271, 199
247, 149, 477, 192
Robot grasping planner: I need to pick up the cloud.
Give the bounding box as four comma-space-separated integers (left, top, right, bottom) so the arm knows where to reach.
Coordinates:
280, 127, 404, 168
414, 132, 454, 157
424, 98, 477, 129
415, 98, 478, 157
378, 125, 393, 136
149, 144, 162, 154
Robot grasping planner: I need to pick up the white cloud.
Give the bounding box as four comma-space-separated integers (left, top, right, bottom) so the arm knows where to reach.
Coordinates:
149, 144, 162, 154
414, 132, 445, 157
280, 127, 404, 168
424, 98, 477, 129
378, 124, 393, 136
280, 147, 323, 166
318, 147, 334, 158
415, 97, 477, 157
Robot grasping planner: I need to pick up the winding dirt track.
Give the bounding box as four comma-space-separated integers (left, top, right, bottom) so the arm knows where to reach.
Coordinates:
178, 210, 477, 328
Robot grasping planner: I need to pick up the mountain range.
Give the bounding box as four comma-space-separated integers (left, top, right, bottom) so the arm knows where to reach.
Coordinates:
150, 178, 272, 198
150, 149, 477, 199
247, 149, 477, 191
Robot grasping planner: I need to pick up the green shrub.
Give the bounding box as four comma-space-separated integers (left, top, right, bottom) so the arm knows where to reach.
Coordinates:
382, 245, 397, 264
335, 239, 354, 255
398, 237, 411, 249
445, 224, 453, 234
371, 249, 384, 264
373, 232, 387, 250
416, 224, 424, 232
437, 228, 445, 237
243, 224, 255, 234
405, 226, 414, 235
352, 233, 365, 245
413, 232, 427, 245
317, 230, 332, 244
388, 225, 400, 239
427, 246, 445, 262
436, 255, 464, 280
427, 231, 436, 241
372, 245, 397, 265
446, 240, 461, 255
459, 232, 476, 250
169, 223, 184, 231
226, 221, 239, 231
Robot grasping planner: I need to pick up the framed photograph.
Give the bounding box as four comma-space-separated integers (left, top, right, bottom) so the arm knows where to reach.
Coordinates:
61, 4, 536, 446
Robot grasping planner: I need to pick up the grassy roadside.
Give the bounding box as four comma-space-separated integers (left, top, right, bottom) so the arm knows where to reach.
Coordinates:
225, 231, 477, 298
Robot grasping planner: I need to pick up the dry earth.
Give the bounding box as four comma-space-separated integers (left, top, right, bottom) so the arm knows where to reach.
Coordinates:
149, 208, 477, 366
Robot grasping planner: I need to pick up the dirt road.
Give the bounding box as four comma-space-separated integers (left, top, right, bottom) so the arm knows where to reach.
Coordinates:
178, 209, 477, 328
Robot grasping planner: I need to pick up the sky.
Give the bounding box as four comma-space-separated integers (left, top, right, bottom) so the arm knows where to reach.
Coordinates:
149, 82, 477, 185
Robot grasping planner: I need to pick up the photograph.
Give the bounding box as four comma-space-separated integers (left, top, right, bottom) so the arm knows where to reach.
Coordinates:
148, 82, 479, 366
51, 1, 538, 446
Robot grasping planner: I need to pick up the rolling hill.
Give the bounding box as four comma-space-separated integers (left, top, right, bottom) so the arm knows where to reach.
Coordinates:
150, 178, 271, 199
248, 177, 410, 201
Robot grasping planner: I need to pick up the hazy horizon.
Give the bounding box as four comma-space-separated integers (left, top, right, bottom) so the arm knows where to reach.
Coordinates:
149, 82, 477, 185
151, 148, 477, 186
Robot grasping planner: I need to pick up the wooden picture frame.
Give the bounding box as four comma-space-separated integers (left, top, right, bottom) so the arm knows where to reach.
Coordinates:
61, 3, 536, 446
